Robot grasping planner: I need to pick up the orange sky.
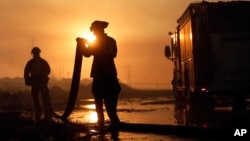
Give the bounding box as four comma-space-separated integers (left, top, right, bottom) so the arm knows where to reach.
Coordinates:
0, 0, 226, 89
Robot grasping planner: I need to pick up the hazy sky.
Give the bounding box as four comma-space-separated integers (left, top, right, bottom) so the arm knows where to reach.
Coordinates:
0, 0, 228, 89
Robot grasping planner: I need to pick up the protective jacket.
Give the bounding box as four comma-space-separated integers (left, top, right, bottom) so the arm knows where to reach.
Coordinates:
83, 34, 117, 78
24, 57, 50, 85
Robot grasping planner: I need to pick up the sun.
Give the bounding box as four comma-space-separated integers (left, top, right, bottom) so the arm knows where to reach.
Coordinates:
79, 32, 96, 47
81, 32, 96, 43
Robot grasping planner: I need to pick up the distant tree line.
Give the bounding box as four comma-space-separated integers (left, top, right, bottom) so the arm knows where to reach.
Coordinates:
0, 77, 173, 99
0, 77, 173, 112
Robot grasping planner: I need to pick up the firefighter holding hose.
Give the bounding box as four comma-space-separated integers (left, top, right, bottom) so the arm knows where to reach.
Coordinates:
77, 20, 121, 132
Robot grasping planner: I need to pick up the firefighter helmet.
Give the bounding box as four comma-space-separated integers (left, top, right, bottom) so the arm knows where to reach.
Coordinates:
90, 20, 109, 31
31, 47, 41, 54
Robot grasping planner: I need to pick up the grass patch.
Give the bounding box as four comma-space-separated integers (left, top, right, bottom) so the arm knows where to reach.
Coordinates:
0, 87, 33, 113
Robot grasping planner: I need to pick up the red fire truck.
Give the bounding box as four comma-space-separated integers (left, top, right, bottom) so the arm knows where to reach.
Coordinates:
165, 1, 250, 112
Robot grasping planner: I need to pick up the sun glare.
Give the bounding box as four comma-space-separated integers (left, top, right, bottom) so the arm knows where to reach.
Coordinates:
81, 32, 96, 43
79, 32, 96, 47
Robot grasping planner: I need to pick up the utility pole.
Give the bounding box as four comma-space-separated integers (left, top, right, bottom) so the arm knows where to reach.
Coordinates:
126, 64, 131, 85
30, 37, 36, 47
27, 37, 37, 58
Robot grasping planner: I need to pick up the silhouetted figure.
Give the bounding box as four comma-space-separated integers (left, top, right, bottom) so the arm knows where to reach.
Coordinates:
81, 20, 121, 131
24, 47, 54, 122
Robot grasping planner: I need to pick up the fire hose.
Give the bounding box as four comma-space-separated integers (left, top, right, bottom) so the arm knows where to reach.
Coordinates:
60, 38, 85, 120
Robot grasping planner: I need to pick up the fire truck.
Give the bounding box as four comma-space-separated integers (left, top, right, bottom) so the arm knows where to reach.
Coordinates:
165, 1, 250, 112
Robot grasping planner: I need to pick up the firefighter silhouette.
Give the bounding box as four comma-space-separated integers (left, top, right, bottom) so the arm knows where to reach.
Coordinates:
81, 20, 121, 131
24, 47, 54, 122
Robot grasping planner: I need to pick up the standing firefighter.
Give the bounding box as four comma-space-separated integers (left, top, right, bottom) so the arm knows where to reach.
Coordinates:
24, 47, 54, 122
79, 20, 121, 131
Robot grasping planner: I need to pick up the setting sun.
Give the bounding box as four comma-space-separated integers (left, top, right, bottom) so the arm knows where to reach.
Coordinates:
79, 32, 96, 47
81, 32, 96, 42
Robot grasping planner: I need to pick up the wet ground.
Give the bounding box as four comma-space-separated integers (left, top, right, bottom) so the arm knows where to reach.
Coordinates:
1, 96, 249, 140
57, 97, 250, 141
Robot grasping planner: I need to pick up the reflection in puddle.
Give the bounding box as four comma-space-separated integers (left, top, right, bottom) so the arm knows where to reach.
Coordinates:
79, 99, 95, 102
58, 110, 99, 123
80, 104, 96, 110
65, 97, 175, 125
88, 111, 98, 123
